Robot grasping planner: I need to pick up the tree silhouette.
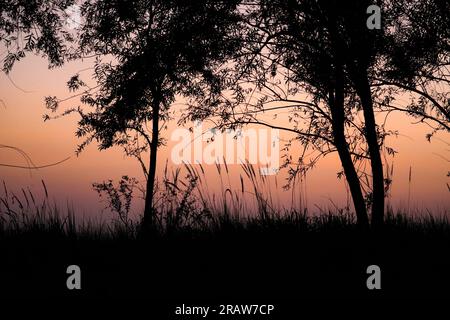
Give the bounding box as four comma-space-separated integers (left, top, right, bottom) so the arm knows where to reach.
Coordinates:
184, 0, 449, 226
47, 0, 241, 231
373, 0, 449, 133
184, 0, 376, 226
329, 0, 449, 226
321, 0, 450, 225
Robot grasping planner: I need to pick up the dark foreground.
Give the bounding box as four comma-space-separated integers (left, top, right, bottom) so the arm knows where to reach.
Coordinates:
0, 213, 449, 316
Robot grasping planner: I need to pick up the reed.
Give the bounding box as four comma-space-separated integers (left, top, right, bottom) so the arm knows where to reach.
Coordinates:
1, 158, 448, 239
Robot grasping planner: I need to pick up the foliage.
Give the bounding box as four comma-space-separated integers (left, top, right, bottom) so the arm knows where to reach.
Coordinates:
0, 0, 76, 72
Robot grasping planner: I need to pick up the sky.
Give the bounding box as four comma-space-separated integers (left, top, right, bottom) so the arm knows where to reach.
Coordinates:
0, 53, 449, 221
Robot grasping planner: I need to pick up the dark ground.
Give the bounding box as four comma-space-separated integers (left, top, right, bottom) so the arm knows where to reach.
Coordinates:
1, 219, 449, 313
0, 212, 450, 319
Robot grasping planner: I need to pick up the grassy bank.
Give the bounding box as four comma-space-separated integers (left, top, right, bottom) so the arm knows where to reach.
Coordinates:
1, 176, 449, 301
0, 204, 449, 300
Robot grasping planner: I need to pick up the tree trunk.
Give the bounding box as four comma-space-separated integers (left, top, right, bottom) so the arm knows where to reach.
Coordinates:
143, 96, 161, 232
330, 62, 369, 227
353, 71, 385, 227
325, 9, 369, 227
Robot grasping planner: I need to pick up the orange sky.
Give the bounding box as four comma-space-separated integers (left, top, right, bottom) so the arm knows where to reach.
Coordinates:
0, 54, 449, 220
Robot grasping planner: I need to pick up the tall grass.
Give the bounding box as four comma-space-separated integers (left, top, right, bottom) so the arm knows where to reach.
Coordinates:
1, 160, 448, 239
0, 180, 135, 239
149, 159, 307, 233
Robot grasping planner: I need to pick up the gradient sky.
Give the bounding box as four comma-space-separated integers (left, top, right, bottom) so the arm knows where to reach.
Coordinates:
0, 54, 449, 220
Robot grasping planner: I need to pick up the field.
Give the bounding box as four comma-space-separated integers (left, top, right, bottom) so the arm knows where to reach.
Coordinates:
1, 186, 449, 303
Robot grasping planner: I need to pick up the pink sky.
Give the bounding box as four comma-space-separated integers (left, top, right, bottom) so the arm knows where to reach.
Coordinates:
0, 54, 449, 220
